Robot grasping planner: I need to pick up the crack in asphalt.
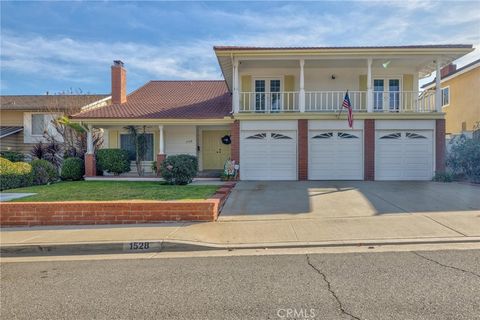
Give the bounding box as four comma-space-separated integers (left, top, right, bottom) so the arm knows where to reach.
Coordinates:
413, 251, 480, 278
306, 255, 361, 320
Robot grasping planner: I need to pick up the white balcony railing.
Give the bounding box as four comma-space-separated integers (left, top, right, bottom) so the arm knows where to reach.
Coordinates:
372, 90, 436, 112
238, 91, 436, 113
305, 91, 366, 112
239, 92, 299, 112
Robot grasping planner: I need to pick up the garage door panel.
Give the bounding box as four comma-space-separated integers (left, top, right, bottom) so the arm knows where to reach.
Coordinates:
376, 130, 433, 180
309, 130, 363, 180
240, 130, 297, 180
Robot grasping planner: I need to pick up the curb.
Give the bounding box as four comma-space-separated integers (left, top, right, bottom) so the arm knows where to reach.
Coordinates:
2, 237, 480, 257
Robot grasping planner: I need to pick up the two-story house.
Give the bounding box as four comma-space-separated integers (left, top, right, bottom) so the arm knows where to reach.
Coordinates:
421, 59, 480, 137
71, 44, 474, 180
1, 94, 110, 156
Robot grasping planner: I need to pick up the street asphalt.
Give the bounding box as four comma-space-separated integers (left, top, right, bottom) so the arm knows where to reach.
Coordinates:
1, 249, 479, 319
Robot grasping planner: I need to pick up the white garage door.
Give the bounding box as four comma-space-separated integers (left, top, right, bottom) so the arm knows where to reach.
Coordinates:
240, 130, 297, 180
309, 130, 363, 180
376, 130, 434, 180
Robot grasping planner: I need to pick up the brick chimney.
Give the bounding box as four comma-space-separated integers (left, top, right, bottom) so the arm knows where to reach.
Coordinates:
440, 63, 456, 78
111, 60, 127, 104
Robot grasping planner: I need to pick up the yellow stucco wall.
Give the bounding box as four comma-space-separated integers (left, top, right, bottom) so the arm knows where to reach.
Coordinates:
441, 67, 480, 134
0, 110, 23, 126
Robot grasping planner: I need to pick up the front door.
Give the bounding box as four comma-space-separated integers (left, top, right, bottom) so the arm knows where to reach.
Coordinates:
202, 130, 231, 170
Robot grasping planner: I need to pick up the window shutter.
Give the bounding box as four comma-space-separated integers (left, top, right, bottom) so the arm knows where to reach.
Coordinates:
241, 75, 252, 110
403, 74, 414, 110
359, 75, 367, 108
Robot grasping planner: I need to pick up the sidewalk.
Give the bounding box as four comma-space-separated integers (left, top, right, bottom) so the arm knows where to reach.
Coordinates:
1, 210, 479, 256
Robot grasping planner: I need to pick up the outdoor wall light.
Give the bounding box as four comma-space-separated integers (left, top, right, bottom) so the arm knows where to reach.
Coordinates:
331, 74, 336, 80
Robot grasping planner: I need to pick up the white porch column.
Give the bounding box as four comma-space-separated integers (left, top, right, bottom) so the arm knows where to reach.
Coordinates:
158, 125, 165, 154
367, 58, 373, 112
299, 59, 305, 112
435, 58, 442, 112
232, 58, 240, 113
86, 124, 94, 154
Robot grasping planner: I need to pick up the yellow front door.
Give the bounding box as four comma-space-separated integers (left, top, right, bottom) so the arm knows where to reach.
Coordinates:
202, 130, 231, 170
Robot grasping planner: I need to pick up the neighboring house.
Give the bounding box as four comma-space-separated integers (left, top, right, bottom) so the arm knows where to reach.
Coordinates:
422, 59, 480, 136
0, 94, 110, 156
72, 45, 473, 180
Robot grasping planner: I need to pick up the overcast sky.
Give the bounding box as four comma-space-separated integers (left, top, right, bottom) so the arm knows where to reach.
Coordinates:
1, 1, 479, 95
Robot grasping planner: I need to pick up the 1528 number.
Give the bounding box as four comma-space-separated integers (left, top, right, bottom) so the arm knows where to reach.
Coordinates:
129, 242, 150, 250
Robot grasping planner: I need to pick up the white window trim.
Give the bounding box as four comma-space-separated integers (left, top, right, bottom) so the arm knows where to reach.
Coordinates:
23, 112, 61, 143
441, 86, 450, 108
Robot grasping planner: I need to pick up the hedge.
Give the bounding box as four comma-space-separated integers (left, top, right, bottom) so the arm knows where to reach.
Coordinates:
96, 149, 131, 175
0, 157, 33, 191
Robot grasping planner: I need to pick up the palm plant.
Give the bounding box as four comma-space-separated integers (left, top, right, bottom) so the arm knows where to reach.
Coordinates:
125, 125, 148, 176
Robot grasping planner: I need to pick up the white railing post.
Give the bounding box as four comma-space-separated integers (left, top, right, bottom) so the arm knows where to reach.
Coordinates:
87, 124, 93, 154
232, 58, 239, 114
435, 58, 442, 112
299, 59, 305, 112
367, 58, 373, 112
158, 125, 165, 154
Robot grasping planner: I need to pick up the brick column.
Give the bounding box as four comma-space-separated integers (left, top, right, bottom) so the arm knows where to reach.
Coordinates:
85, 154, 96, 177
298, 119, 308, 180
435, 119, 446, 173
364, 119, 375, 181
230, 120, 240, 179
156, 154, 166, 177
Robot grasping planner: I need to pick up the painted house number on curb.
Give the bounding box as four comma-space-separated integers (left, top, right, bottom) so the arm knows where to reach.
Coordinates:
128, 242, 150, 250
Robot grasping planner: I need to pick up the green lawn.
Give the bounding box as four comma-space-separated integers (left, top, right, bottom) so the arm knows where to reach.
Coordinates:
3, 181, 219, 202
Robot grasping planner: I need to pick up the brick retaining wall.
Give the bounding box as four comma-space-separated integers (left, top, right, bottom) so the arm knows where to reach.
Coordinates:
0, 183, 235, 227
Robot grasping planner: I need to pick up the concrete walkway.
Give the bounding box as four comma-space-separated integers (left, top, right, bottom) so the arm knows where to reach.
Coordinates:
1, 210, 479, 252
0, 193, 36, 202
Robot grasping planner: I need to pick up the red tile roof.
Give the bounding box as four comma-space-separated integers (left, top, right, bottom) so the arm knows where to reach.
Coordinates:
72, 80, 231, 119
214, 44, 473, 51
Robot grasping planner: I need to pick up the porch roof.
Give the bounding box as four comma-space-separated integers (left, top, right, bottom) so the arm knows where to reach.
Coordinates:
71, 80, 231, 120
215, 44, 474, 90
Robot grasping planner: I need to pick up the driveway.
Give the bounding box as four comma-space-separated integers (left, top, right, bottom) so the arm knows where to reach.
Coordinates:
219, 181, 480, 221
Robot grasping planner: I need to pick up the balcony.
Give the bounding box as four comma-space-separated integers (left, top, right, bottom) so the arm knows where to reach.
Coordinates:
239, 90, 436, 113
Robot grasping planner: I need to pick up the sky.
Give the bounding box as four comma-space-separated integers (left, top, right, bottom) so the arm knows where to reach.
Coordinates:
1, 0, 479, 95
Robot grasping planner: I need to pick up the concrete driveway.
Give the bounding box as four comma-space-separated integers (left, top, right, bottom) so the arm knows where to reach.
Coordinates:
219, 181, 480, 221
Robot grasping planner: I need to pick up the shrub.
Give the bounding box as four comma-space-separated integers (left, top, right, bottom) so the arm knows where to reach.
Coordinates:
61, 157, 84, 181
0, 157, 33, 191
447, 135, 480, 183
96, 149, 131, 176
432, 171, 453, 182
31, 159, 59, 185
160, 154, 198, 185
0, 151, 24, 162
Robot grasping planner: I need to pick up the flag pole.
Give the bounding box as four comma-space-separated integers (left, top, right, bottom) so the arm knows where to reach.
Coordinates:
337, 90, 348, 119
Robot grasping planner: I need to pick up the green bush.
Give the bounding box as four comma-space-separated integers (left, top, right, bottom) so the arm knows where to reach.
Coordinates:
0, 157, 33, 191
61, 157, 84, 181
447, 135, 480, 183
31, 159, 59, 185
96, 149, 131, 176
0, 151, 24, 162
432, 171, 453, 182
160, 154, 198, 185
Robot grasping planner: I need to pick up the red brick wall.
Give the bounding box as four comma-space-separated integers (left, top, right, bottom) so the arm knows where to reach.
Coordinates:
0, 183, 236, 227
298, 119, 308, 180
85, 154, 96, 177
230, 120, 240, 179
111, 65, 127, 104
364, 119, 375, 181
435, 119, 446, 173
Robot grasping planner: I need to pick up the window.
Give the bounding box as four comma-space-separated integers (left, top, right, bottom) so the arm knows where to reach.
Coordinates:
120, 133, 154, 161
442, 87, 450, 106
271, 133, 292, 140
245, 133, 267, 140
380, 132, 401, 139
31, 114, 46, 135
406, 132, 427, 139
338, 132, 359, 139
312, 132, 333, 139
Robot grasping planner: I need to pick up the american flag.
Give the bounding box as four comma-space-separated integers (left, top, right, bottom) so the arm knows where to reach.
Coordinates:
342, 91, 353, 128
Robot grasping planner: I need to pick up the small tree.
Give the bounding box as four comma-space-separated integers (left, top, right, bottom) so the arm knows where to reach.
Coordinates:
124, 125, 148, 176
